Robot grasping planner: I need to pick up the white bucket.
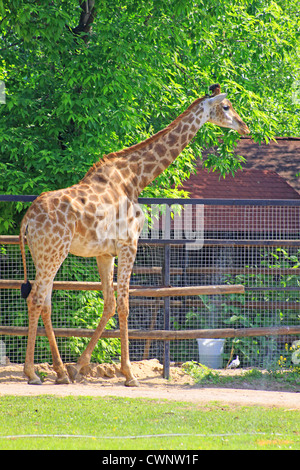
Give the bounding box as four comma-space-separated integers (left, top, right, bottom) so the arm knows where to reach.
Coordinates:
0, 341, 6, 365
197, 338, 225, 369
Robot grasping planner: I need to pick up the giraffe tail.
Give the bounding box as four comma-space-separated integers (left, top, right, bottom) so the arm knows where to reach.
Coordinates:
19, 216, 32, 299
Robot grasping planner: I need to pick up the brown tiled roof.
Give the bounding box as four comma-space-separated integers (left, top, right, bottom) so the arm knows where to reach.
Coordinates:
239, 137, 300, 193
177, 138, 300, 233
179, 137, 300, 199
180, 168, 300, 199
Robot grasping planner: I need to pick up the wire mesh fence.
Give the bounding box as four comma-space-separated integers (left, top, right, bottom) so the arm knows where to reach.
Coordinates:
0, 197, 300, 371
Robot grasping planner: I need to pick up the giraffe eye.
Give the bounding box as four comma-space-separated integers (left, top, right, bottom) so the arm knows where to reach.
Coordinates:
223, 105, 230, 111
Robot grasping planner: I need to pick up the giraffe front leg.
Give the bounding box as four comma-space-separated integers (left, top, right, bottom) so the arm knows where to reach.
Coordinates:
118, 295, 139, 387
66, 305, 116, 382
117, 246, 139, 387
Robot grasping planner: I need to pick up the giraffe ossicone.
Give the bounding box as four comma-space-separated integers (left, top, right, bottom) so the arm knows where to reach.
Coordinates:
20, 85, 250, 386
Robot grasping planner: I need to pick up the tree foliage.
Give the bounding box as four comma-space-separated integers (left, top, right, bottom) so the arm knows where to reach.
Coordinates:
0, 0, 299, 232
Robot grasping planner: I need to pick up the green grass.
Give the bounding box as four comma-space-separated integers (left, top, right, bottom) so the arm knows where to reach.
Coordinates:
182, 361, 300, 390
0, 395, 299, 450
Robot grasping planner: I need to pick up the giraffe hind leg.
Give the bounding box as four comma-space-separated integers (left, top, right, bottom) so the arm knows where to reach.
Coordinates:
23, 248, 71, 385
24, 282, 70, 385
24, 284, 45, 385
23, 215, 74, 384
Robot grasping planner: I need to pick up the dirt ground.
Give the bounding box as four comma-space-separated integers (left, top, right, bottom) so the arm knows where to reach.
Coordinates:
0, 359, 299, 409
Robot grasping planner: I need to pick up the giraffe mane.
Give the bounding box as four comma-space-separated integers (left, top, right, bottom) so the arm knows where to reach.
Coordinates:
82, 95, 206, 180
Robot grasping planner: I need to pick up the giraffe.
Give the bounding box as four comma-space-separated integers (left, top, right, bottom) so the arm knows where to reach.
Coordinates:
19, 84, 250, 386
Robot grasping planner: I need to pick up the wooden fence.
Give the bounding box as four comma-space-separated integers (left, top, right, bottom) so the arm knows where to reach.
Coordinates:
1, 235, 300, 374
1, 196, 300, 375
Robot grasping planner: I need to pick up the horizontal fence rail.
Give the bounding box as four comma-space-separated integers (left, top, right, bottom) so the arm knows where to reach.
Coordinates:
0, 279, 245, 297
4, 235, 300, 247
0, 195, 300, 374
2, 195, 300, 205
1, 325, 300, 340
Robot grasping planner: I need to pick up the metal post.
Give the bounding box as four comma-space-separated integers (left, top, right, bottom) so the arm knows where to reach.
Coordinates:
163, 204, 171, 379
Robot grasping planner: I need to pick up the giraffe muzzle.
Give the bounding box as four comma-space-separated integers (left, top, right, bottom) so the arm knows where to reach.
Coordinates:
238, 122, 250, 136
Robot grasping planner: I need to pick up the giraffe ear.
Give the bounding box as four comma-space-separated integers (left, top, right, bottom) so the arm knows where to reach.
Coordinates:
208, 93, 228, 105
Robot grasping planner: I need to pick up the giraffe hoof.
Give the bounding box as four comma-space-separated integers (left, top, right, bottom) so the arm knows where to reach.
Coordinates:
28, 377, 43, 385
55, 375, 70, 385
66, 364, 80, 383
125, 378, 140, 387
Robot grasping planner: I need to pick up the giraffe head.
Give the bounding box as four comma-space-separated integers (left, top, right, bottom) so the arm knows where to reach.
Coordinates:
205, 84, 250, 135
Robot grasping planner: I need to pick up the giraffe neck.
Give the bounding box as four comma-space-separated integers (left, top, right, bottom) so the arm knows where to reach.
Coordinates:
133, 97, 208, 193
82, 96, 208, 199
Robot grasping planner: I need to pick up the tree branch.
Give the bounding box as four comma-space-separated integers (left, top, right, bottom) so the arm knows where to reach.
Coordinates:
71, 0, 96, 43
